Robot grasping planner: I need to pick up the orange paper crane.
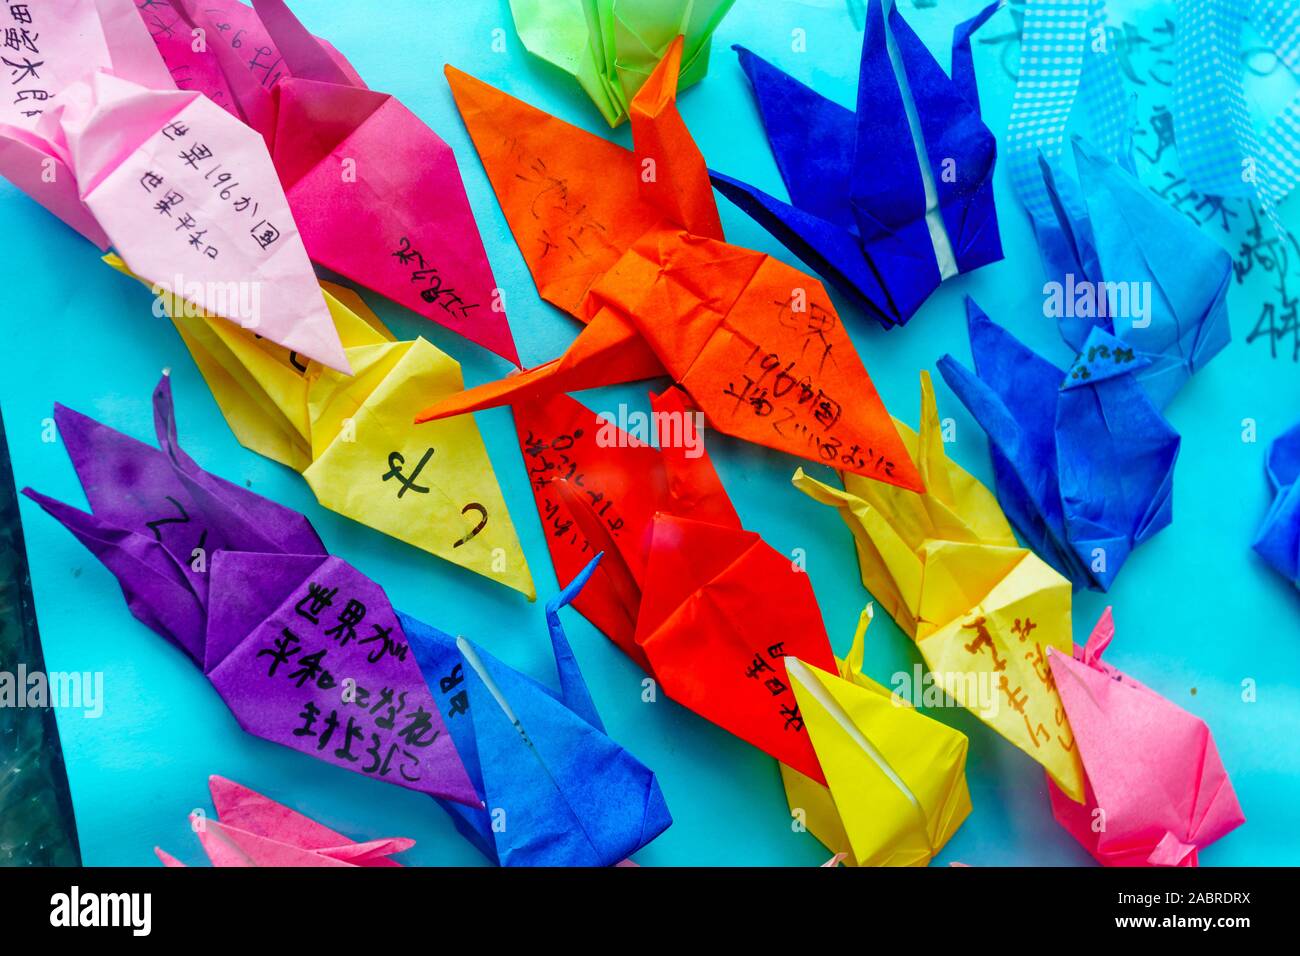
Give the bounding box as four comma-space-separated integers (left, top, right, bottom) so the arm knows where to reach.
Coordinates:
416, 37, 922, 493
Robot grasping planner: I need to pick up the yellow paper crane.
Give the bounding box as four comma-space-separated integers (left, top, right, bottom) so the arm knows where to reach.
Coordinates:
793, 372, 1085, 802
104, 255, 535, 600
783, 606, 971, 867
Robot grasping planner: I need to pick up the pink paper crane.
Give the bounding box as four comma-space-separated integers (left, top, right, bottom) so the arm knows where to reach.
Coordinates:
1047, 609, 1245, 866
155, 776, 413, 867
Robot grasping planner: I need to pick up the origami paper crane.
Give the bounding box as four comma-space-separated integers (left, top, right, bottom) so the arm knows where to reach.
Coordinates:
0, 64, 350, 372
134, 0, 364, 119
1047, 608, 1245, 866
25, 378, 667, 863
1034, 137, 1231, 410
513, 386, 838, 782
140, 0, 519, 363
710, 0, 1003, 329
513, 387, 736, 653
794, 370, 1086, 801
1253, 419, 1300, 588
106, 255, 535, 599
0, 0, 174, 246
155, 775, 413, 867
402, 554, 672, 866
22, 374, 479, 805
416, 37, 920, 491
1171, 0, 1300, 215
781, 606, 971, 867
508, 0, 736, 126
937, 298, 1180, 592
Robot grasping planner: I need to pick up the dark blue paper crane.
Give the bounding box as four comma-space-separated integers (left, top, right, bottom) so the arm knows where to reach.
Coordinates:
710, 0, 1004, 329
938, 299, 1181, 592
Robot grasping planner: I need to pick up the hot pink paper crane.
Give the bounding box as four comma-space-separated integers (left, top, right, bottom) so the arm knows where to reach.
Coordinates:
155, 775, 413, 867
1047, 609, 1245, 866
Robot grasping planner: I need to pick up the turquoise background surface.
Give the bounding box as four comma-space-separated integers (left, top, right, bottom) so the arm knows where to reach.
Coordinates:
1, 0, 1297, 866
